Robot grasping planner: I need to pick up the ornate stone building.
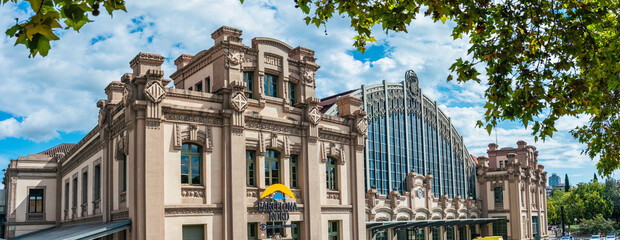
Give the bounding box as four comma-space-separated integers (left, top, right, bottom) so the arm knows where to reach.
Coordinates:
476, 141, 549, 240
3, 26, 367, 240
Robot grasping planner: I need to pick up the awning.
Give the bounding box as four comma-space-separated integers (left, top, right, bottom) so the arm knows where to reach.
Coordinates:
13, 219, 131, 240
367, 218, 509, 237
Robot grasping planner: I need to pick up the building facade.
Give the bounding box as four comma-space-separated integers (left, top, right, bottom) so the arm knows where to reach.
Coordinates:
548, 173, 560, 187
4, 26, 368, 240
477, 142, 549, 240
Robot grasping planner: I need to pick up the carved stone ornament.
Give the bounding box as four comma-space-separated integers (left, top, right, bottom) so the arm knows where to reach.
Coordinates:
356, 118, 368, 134
307, 107, 321, 125
230, 91, 248, 112
123, 84, 133, 104
226, 50, 243, 69
302, 69, 315, 84
145, 81, 165, 103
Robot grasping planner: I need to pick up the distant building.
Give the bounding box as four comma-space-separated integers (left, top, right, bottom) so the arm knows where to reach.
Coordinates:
549, 173, 561, 187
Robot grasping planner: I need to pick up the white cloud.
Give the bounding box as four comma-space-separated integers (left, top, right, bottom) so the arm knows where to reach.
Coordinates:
0, 0, 599, 182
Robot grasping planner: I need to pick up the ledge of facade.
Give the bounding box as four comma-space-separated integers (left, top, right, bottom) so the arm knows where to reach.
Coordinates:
165, 88, 224, 103
60, 125, 100, 166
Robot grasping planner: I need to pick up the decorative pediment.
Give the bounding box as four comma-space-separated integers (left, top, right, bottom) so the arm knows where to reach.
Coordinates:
256, 133, 291, 157
320, 142, 345, 165
115, 131, 129, 160
172, 124, 213, 152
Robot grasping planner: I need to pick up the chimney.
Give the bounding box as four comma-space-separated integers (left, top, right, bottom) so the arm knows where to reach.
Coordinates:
517, 140, 527, 149
129, 52, 165, 77
336, 95, 363, 118
488, 143, 498, 151
211, 26, 243, 44
105, 81, 124, 105
477, 156, 489, 167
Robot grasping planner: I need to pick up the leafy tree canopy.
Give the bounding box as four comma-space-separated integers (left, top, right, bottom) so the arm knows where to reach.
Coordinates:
2, 0, 620, 175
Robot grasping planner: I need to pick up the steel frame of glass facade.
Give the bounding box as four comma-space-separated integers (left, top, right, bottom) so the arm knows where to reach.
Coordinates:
325, 70, 477, 198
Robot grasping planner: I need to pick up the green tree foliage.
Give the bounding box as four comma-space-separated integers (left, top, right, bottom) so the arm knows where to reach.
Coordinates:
604, 179, 620, 224
547, 195, 558, 225
565, 174, 570, 192
2, 0, 126, 57
285, 0, 620, 176
578, 214, 614, 235
547, 181, 613, 226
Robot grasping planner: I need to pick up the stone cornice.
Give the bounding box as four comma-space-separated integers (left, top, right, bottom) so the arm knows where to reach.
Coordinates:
245, 114, 303, 135
61, 136, 103, 176
164, 206, 222, 216
61, 125, 100, 165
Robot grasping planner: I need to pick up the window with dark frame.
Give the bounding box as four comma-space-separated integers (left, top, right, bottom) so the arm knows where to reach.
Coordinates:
494, 187, 503, 203
28, 189, 44, 213
290, 155, 299, 188
264, 74, 278, 97
247, 222, 258, 240
196, 81, 203, 92
243, 72, 254, 98
288, 82, 297, 106
94, 164, 101, 201
181, 143, 202, 185
205, 77, 211, 93
64, 182, 69, 210
328, 220, 340, 240
246, 150, 256, 187
265, 150, 280, 186
266, 222, 283, 238
72, 177, 78, 208
121, 154, 127, 192
291, 221, 301, 240
82, 171, 88, 204
326, 157, 338, 191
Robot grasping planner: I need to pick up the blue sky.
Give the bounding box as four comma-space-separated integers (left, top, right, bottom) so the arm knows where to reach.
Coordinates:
0, 0, 613, 186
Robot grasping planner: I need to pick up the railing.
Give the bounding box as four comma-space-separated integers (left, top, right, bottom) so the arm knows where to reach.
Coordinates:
71, 206, 77, 219
327, 190, 341, 200
495, 203, 504, 209
27, 212, 45, 221
64, 209, 69, 220
93, 199, 101, 215
81, 203, 88, 217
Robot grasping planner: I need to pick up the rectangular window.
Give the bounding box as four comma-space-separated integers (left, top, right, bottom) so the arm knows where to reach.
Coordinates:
121, 154, 127, 192
459, 226, 467, 240
243, 72, 254, 98
182, 225, 204, 240
288, 82, 297, 106
28, 189, 44, 213
206, 77, 211, 93
265, 150, 281, 186
248, 223, 258, 240
328, 220, 340, 240
266, 222, 283, 238
181, 143, 203, 185
65, 182, 69, 210
94, 164, 101, 200
416, 228, 426, 240
493, 219, 508, 240
72, 177, 78, 207
195, 81, 203, 92
494, 187, 503, 203
326, 157, 338, 191
290, 155, 299, 188
431, 227, 440, 240
264, 74, 278, 97
446, 226, 454, 240
82, 171, 88, 204
246, 150, 256, 187
291, 221, 301, 240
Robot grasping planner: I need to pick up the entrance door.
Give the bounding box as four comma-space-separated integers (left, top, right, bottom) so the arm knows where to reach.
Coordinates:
532, 216, 540, 240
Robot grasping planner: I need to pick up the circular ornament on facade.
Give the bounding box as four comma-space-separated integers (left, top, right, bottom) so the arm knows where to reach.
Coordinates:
230, 91, 248, 112
145, 81, 165, 103
417, 188, 424, 198
356, 118, 368, 134
307, 107, 321, 125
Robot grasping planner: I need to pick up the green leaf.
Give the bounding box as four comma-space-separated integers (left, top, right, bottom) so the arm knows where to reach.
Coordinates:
37, 35, 50, 56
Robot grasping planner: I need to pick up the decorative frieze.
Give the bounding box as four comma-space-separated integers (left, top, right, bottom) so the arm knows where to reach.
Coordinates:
111, 211, 129, 220
245, 120, 302, 135
181, 187, 206, 198
164, 207, 222, 216
326, 191, 341, 200
164, 113, 223, 125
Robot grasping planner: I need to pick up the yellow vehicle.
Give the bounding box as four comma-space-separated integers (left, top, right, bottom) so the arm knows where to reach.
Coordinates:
479, 236, 504, 240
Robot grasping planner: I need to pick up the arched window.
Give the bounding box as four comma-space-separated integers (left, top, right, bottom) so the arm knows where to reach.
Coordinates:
326, 157, 338, 190
181, 143, 202, 185
265, 150, 280, 186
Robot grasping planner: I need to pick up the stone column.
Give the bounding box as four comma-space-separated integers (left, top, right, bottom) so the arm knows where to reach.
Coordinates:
303, 97, 322, 239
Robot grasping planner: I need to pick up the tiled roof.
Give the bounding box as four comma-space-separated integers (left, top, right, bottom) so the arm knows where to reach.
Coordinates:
39, 144, 75, 157
318, 89, 356, 113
